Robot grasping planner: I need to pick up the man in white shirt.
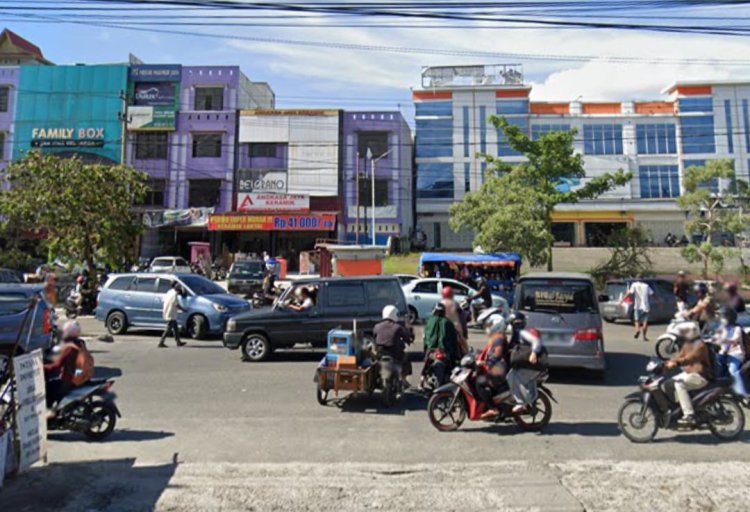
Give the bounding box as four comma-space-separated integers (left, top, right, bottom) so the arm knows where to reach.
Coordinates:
288, 287, 314, 312
159, 282, 186, 348
627, 275, 654, 342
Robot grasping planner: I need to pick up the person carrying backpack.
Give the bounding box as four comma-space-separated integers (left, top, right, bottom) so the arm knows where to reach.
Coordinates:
44, 320, 94, 414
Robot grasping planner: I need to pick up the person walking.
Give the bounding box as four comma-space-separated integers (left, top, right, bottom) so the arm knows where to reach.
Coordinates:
673, 271, 690, 314
627, 275, 654, 342
159, 282, 186, 348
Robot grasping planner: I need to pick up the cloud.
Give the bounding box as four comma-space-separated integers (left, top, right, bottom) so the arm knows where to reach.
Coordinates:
97, 31, 111, 42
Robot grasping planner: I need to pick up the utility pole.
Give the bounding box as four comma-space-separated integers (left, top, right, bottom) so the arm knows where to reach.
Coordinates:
118, 90, 131, 165
355, 152, 360, 245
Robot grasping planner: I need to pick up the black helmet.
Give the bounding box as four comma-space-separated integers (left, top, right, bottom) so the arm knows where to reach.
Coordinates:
694, 282, 708, 297
432, 303, 446, 317
511, 312, 526, 330
720, 306, 738, 325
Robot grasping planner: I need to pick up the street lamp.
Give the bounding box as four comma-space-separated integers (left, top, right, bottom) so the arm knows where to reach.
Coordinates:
366, 147, 392, 247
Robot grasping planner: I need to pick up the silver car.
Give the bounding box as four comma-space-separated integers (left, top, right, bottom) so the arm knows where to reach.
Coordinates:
599, 278, 682, 324
515, 273, 605, 376
149, 256, 192, 274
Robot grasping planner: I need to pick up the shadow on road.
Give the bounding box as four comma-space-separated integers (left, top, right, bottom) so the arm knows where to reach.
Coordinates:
463, 421, 621, 437
329, 389, 428, 416
548, 351, 651, 387
1, 456, 178, 511
48, 429, 175, 443
654, 430, 750, 445
93, 366, 123, 379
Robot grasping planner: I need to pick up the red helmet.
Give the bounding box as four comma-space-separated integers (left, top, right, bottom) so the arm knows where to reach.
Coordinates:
76, 276, 85, 284
441, 286, 454, 299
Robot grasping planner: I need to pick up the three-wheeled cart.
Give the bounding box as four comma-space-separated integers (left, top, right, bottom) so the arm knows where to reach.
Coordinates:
316, 364, 378, 405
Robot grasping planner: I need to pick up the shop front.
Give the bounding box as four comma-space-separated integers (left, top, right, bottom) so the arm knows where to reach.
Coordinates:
552, 210, 634, 247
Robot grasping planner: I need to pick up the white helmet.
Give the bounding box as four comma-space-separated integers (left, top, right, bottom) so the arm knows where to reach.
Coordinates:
62, 320, 81, 340
485, 314, 506, 334
382, 305, 399, 322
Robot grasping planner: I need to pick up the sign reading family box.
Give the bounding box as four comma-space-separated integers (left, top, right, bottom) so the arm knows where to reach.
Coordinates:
13, 350, 47, 472
30, 127, 105, 148
128, 65, 181, 131
208, 214, 336, 232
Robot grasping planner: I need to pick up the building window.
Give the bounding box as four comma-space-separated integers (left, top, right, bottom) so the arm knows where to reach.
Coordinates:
684, 159, 719, 194
0, 131, 5, 161
678, 97, 713, 113
462, 106, 470, 158
358, 177, 389, 207
479, 106, 487, 154
192, 133, 222, 158
248, 143, 277, 158
681, 116, 715, 154
0, 86, 8, 112
725, 100, 734, 154
639, 165, 679, 199
417, 162, 454, 199
194, 87, 224, 111
531, 124, 571, 140
134, 132, 169, 160
415, 101, 452, 117
415, 118, 453, 158
464, 163, 471, 193
139, 179, 166, 207
496, 100, 529, 115
189, 179, 221, 207
583, 124, 623, 155
357, 131, 389, 159
497, 118, 528, 156
635, 124, 676, 154
743, 99, 750, 152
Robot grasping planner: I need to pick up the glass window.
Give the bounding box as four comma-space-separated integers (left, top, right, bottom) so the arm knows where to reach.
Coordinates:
479, 106, 487, 154
108, 276, 135, 291
518, 280, 596, 314
496, 100, 528, 115
189, 179, 221, 207
531, 124, 571, 140
497, 118, 528, 156
464, 163, 471, 193
0, 131, 5, 161
0, 86, 8, 112
358, 177, 388, 207
248, 143, 277, 158
462, 106, 470, 158
417, 163, 454, 199
415, 101, 452, 117
357, 131, 389, 159
156, 278, 175, 294
639, 165, 679, 199
180, 275, 227, 295
679, 97, 713, 113
743, 99, 750, 152
635, 124, 676, 154
134, 277, 158, 293
412, 281, 438, 294
138, 179, 165, 207
365, 280, 404, 312
583, 124, 623, 155
415, 118, 453, 158
194, 86, 224, 111
230, 261, 265, 277
192, 133, 222, 158
327, 282, 365, 307
681, 116, 715, 154
135, 131, 168, 160
725, 99, 734, 154
0, 293, 30, 316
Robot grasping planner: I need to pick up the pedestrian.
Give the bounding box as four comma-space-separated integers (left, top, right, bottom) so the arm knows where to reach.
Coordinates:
627, 274, 654, 341
159, 282, 186, 348
673, 270, 690, 314
723, 281, 746, 314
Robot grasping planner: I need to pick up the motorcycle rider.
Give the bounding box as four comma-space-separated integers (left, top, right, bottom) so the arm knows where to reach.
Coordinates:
664, 324, 712, 425
673, 271, 690, 314
421, 303, 460, 389
374, 305, 414, 386
44, 320, 88, 413
440, 286, 468, 355
476, 312, 509, 420
723, 281, 746, 314
687, 282, 718, 331
468, 276, 493, 323
262, 268, 276, 298
506, 313, 547, 414
712, 306, 748, 403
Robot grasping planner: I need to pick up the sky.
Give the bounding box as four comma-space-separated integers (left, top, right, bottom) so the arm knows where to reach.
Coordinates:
5, 1, 750, 121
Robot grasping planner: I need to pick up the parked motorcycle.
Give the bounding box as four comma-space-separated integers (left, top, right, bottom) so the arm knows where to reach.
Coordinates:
618, 358, 745, 443
211, 263, 228, 281
655, 314, 716, 361
48, 378, 121, 441
63, 291, 97, 319
426, 351, 555, 432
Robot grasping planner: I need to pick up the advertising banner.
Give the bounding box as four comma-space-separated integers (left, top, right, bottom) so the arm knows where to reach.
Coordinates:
133, 82, 176, 107
208, 214, 336, 232
143, 208, 214, 228
30, 127, 106, 148
13, 350, 47, 472
237, 169, 288, 193
237, 193, 310, 213
129, 65, 181, 131
129, 106, 177, 131
129, 64, 181, 82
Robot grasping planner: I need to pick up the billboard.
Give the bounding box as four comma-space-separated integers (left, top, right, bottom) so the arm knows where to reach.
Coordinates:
237, 168, 288, 193
208, 214, 336, 232
128, 65, 181, 131
237, 193, 310, 212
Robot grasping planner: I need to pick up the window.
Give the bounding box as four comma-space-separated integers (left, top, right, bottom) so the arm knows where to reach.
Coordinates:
583, 124, 623, 155
358, 177, 389, 207
684, 159, 719, 193
464, 163, 471, 193
416, 118, 453, 158
327, 282, 365, 307
531, 124, 571, 140
518, 280, 596, 314
0, 132, 4, 161
189, 179, 221, 207
417, 162, 454, 199
134, 277, 158, 293
679, 97, 713, 113
496, 100, 528, 115
139, 179, 166, 207
479, 106, 487, 154
681, 116, 715, 154
635, 124, 677, 154
134, 132, 168, 160
192, 133, 222, 158
0, 86, 8, 112
498, 118, 528, 156
107, 276, 135, 291
357, 131, 389, 159
156, 278, 175, 294
412, 281, 438, 294
0, 293, 30, 316
725, 100, 734, 154
462, 106, 470, 158
415, 101, 452, 117
365, 280, 404, 313
180, 275, 227, 295
248, 143, 277, 158
639, 165, 679, 199
194, 86, 224, 110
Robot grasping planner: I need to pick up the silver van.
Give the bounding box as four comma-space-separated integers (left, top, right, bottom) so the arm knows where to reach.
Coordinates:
515, 273, 605, 376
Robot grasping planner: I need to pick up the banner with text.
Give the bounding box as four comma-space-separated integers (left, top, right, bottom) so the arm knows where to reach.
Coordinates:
237, 193, 309, 213
237, 169, 288, 193
13, 350, 47, 472
208, 214, 336, 232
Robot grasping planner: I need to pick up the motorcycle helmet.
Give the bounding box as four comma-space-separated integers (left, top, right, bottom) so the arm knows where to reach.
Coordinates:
62, 320, 82, 340
477, 307, 503, 325
724, 281, 739, 294
510, 312, 527, 331
382, 304, 399, 322
719, 306, 738, 326
483, 314, 506, 335
694, 282, 708, 297
76, 275, 85, 285
475, 276, 486, 286
441, 286, 454, 300
432, 302, 446, 316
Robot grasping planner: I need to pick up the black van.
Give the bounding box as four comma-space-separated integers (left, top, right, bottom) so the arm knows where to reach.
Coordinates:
223, 276, 408, 361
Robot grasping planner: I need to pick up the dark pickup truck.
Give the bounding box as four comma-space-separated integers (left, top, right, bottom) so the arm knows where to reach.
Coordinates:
223, 276, 408, 361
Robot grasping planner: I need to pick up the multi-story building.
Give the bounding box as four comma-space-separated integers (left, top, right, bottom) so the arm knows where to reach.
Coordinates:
413, 65, 750, 249
341, 111, 413, 246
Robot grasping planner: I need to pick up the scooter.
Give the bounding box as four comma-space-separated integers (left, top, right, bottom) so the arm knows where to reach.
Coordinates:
48, 378, 121, 441
63, 291, 96, 319
421, 349, 453, 394
655, 313, 716, 361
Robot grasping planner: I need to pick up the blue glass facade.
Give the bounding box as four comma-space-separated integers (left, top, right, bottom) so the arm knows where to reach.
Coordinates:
583, 124, 623, 155
725, 99, 734, 154
639, 165, 679, 198
462, 106, 470, 158
479, 106, 487, 154
681, 116, 716, 154
678, 97, 713, 113
415, 117, 453, 158
636, 124, 676, 154
744, 99, 750, 152
417, 162, 454, 199
531, 123, 571, 140
496, 100, 528, 115
684, 159, 718, 193
497, 118, 527, 156
415, 101, 452, 117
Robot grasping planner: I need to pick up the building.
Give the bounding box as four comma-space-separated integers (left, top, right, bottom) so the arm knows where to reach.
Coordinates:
341, 111, 413, 246
129, 65, 275, 258
0, 29, 51, 66
412, 65, 750, 249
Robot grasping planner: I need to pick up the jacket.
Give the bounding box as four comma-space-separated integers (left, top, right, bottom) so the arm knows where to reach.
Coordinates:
373, 320, 411, 361
675, 340, 712, 379
423, 315, 460, 362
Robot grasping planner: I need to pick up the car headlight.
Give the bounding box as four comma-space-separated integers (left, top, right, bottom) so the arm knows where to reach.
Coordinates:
227, 318, 236, 332
212, 303, 228, 313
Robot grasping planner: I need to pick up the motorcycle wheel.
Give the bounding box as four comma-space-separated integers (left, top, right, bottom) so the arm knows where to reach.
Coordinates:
381, 376, 398, 407
316, 380, 328, 405
706, 396, 745, 441
514, 391, 553, 432
427, 391, 466, 432
84, 400, 117, 441
655, 336, 679, 361
65, 308, 78, 320
617, 398, 658, 443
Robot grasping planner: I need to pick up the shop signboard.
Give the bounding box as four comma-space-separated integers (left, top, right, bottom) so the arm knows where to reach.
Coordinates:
128, 65, 181, 131
30, 127, 105, 148
143, 207, 214, 228
208, 214, 336, 232
237, 193, 309, 213
129, 106, 177, 131
12, 350, 47, 472
237, 169, 287, 193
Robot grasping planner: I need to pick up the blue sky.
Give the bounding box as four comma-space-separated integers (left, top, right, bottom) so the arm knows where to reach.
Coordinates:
5, 1, 750, 120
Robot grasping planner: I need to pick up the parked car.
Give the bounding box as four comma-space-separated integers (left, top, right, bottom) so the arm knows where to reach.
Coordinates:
149, 257, 192, 274
515, 273, 605, 376
95, 273, 251, 339
394, 274, 420, 287
599, 278, 689, 324
0, 269, 23, 284
227, 260, 265, 296
0, 285, 57, 371
402, 278, 508, 324
223, 276, 408, 362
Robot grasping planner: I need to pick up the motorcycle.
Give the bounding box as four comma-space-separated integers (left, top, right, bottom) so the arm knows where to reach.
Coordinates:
211, 263, 228, 281
618, 358, 745, 443
63, 290, 96, 319
377, 354, 402, 407
48, 378, 121, 441
655, 314, 716, 361
421, 349, 453, 394
251, 287, 282, 308
426, 351, 555, 432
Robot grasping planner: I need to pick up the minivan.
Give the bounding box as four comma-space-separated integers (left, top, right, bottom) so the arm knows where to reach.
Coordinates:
0, 285, 57, 371
223, 276, 408, 362
515, 273, 605, 376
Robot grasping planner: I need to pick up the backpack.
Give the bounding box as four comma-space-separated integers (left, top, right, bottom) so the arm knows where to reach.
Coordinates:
72, 341, 94, 386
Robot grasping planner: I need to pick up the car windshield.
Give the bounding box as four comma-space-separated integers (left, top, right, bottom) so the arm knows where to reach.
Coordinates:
518, 280, 596, 314
152, 258, 172, 266
605, 283, 628, 302
0, 292, 32, 316
180, 275, 227, 296
0, 271, 22, 283
231, 261, 264, 277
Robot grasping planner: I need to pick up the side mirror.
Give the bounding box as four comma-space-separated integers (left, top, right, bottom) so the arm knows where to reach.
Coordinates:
598, 294, 610, 302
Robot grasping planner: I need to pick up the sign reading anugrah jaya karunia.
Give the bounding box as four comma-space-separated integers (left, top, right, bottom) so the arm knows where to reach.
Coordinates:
208, 214, 335, 232
237, 193, 310, 213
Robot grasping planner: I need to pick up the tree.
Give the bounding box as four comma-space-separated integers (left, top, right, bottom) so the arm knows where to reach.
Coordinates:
590, 227, 653, 290
678, 159, 747, 279
450, 117, 632, 270
0, 152, 149, 278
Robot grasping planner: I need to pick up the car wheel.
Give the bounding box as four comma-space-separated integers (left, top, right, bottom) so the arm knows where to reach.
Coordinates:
106, 311, 128, 335
407, 306, 418, 325
242, 333, 271, 362
187, 314, 208, 340
603, 317, 615, 323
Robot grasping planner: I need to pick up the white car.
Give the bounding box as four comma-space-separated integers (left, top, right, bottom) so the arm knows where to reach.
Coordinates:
149, 256, 192, 274
402, 278, 508, 324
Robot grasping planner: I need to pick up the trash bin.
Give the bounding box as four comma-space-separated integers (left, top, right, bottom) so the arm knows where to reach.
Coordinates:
276, 258, 288, 280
